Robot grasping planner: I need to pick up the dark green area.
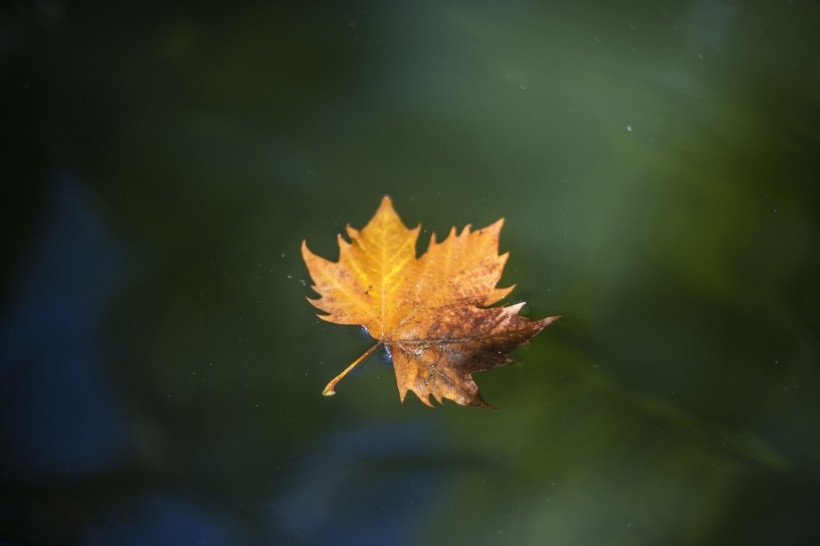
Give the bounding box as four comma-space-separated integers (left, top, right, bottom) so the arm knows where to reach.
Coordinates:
2, 1, 819, 544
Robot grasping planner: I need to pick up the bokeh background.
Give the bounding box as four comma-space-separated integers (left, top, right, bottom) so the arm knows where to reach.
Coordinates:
2, 0, 819, 544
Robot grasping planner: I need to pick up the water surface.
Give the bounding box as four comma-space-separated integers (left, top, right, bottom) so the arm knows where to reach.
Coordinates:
2, 1, 819, 544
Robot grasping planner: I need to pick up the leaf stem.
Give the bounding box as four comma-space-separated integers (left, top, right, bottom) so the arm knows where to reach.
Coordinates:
322, 342, 382, 396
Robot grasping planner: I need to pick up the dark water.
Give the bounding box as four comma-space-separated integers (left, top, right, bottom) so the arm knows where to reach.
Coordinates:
2, 1, 819, 544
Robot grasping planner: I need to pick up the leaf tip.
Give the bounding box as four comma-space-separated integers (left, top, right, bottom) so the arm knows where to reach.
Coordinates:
534, 314, 562, 331
379, 195, 395, 211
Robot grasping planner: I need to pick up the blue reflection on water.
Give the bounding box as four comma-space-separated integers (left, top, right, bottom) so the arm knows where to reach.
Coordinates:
272, 422, 447, 546
0, 176, 128, 482
83, 493, 239, 546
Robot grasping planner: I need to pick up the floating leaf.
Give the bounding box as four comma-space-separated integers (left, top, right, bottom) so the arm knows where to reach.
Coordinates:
302, 196, 560, 407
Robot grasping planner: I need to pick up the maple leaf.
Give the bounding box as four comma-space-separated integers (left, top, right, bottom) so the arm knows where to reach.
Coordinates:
301, 196, 560, 408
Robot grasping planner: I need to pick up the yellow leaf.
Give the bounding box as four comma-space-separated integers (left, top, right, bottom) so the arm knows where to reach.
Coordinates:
302, 196, 560, 407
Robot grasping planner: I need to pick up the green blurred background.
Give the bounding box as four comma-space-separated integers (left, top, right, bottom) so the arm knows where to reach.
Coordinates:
2, 0, 819, 544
